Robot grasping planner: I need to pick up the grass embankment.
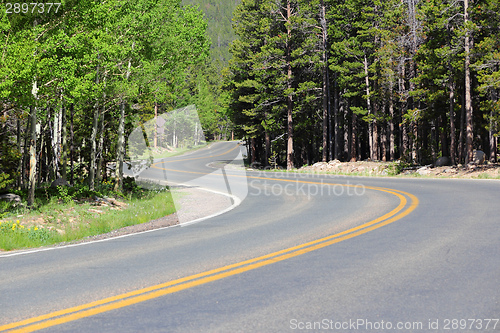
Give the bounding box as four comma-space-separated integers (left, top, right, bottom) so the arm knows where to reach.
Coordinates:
0, 178, 175, 251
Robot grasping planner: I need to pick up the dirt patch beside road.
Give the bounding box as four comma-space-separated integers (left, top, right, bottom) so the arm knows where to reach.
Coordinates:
298, 160, 500, 179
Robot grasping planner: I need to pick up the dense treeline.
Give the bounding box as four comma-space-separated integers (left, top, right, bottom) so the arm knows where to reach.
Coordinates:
0, 0, 212, 205
225, 0, 500, 169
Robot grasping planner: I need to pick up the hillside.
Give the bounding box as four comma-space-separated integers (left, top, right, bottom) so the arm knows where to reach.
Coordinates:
182, 0, 240, 66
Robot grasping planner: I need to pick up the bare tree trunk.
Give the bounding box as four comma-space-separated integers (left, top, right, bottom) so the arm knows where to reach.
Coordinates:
449, 80, 456, 164
70, 103, 75, 185
458, 99, 465, 163
464, 0, 473, 163
51, 107, 62, 180
320, 0, 329, 162
373, 106, 379, 160
398, 58, 409, 159
265, 129, 270, 166
115, 49, 133, 192
489, 90, 497, 162
381, 102, 387, 162
96, 102, 105, 183
28, 102, 37, 207
89, 102, 99, 190
333, 73, 341, 160
154, 101, 158, 149
22, 114, 30, 189
350, 111, 357, 162
364, 54, 374, 160
114, 101, 126, 192
440, 115, 448, 157
389, 83, 395, 160
286, 0, 294, 170
89, 60, 101, 190
61, 95, 67, 180
17, 117, 22, 189
250, 137, 256, 164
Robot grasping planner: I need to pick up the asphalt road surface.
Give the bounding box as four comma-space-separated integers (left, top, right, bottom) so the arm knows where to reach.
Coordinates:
1, 141, 499, 332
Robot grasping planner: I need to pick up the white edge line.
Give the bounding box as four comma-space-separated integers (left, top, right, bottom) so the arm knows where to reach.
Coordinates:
0, 185, 242, 258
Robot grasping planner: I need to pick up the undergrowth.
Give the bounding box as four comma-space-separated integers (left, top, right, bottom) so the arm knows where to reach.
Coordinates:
0, 177, 175, 251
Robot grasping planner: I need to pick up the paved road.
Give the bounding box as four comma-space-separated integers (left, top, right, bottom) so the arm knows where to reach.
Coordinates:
1, 141, 499, 332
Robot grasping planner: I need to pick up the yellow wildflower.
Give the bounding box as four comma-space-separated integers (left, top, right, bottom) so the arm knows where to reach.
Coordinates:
34, 227, 38, 231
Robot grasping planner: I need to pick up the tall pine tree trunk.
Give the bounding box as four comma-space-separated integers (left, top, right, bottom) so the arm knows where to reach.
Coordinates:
364, 55, 374, 160
449, 80, 456, 164
458, 99, 465, 163
286, 0, 294, 170
334, 74, 341, 160
489, 90, 497, 162
350, 109, 357, 162
464, 0, 473, 164
321, 0, 329, 162
389, 80, 395, 160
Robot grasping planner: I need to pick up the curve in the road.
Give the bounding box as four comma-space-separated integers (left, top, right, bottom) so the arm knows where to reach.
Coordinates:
0, 175, 418, 333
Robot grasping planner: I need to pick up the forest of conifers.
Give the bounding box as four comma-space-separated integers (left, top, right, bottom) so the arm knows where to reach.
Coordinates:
1, 0, 499, 206
225, 0, 500, 170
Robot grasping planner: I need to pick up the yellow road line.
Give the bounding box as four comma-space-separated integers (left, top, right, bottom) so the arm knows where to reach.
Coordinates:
0, 143, 419, 333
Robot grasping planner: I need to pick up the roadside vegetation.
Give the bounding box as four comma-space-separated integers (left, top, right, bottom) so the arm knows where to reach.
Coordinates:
0, 178, 175, 251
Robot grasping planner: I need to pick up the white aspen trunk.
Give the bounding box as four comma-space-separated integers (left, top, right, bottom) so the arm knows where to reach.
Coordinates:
154, 101, 158, 149
61, 94, 67, 181
28, 79, 38, 206
115, 49, 133, 192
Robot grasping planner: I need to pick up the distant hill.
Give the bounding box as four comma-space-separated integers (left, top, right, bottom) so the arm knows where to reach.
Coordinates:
182, 0, 240, 66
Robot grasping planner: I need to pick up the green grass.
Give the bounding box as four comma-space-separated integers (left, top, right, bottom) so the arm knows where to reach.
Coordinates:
0, 189, 175, 251
62, 190, 175, 242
